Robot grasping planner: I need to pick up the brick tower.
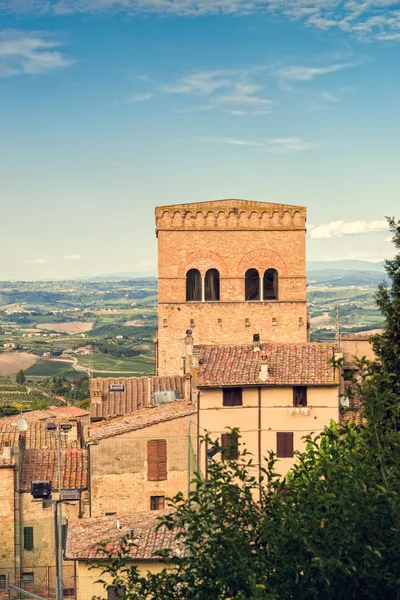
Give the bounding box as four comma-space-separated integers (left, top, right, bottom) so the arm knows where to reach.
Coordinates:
155, 199, 308, 376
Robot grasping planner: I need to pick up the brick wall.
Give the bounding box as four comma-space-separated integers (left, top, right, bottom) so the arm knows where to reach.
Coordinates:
155, 200, 308, 375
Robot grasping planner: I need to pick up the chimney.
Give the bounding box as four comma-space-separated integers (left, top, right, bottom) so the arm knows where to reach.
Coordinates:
183, 330, 194, 375
259, 354, 269, 382
67, 421, 78, 442
253, 333, 260, 352
1, 438, 11, 462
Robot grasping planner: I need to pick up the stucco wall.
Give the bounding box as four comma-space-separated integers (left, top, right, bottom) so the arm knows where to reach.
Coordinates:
342, 339, 376, 366
198, 386, 339, 476
0, 466, 15, 570
89, 415, 196, 517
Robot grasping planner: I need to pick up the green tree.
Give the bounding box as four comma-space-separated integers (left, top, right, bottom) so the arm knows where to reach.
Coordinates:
15, 369, 26, 385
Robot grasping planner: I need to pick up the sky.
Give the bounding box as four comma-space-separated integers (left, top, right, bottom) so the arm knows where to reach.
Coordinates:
0, 0, 399, 280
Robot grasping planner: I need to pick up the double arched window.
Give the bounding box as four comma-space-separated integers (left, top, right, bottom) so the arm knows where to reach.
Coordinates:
245, 268, 278, 301
186, 269, 220, 302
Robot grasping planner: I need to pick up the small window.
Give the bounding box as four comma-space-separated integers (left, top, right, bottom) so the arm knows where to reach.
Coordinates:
205, 269, 220, 301
223, 388, 243, 407
23, 527, 34, 551
150, 496, 165, 511
0, 575, 6, 590
293, 386, 307, 406
105, 512, 117, 516
276, 432, 294, 458
245, 269, 260, 301
221, 433, 239, 460
110, 384, 124, 392
22, 573, 34, 583
186, 269, 201, 301
263, 268, 278, 300
107, 586, 126, 600
147, 440, 167, 481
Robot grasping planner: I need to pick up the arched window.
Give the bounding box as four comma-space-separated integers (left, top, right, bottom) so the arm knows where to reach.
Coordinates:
186, 269, 201, 301
263, 268, 278, 300
245, 269, 260, 301
205, 269, 220, 301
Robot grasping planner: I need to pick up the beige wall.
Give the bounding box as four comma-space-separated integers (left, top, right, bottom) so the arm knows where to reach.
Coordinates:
342, 339, 376, 367
89, 415, 197, 517
0, 466, 15, 571
157, 223, 308, 375
198, 386, 339, 477
74, 559, 166, 600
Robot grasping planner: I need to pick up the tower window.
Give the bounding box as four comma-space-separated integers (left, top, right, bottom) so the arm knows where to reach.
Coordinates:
186, 269, 201, 302
263, 269, 278, 300
245, 269, 260, 301
205, 269, 220, 301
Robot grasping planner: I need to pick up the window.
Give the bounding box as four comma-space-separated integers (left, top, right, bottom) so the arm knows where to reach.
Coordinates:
245, 269, 260, 301
276, 432, 294, 458
293, 386, 307, 407
147, 439, 167, 481
205, 269, 220, 301
110, 384, 124, 392
150, 495, 165, 511
223, 388, 243, 407
23, 527, 33, 551
22, 573, 34, 583
263, 268, 278, 300
105, 512, 117, 516
186, 269, 201, 301
221, 433, 239, 460
107, 586, 126, 600
0, 575, 6, 590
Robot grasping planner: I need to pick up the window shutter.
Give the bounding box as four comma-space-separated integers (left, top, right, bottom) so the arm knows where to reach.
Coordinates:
147, 440, 167, 481
276, 432, 286, 458
285, 432, 294, 458
221, 433, 238, 460
223, 388, 243, 407
23, 527, 34, 551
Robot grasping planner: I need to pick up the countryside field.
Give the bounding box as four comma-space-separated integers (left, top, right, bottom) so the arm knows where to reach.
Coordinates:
76, 354, 155, 375
37, 322, 93, 334
0, 352, 39, 376
25, 359, 76, 377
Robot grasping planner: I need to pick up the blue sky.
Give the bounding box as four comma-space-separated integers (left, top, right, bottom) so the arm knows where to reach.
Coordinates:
0, 0, 399, 279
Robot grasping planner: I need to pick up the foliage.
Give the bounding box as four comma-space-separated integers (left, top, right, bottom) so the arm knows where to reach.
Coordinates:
77, 397, 91, 410
15, 369, 26, 385
0, 404, 20, 417
373, 216, 400, 398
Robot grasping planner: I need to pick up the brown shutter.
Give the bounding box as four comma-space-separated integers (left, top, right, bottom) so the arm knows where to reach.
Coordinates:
223, 390, 233, 406
221, 433, 229, 448
286, 432, 294, 458
232, 388, 242, 406
221, 433, 238, 460
276, 432, 285, 458
157, 439, 167, 480
147, 440, 158, 481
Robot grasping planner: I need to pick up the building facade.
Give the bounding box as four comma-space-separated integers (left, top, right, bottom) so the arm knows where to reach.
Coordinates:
156, 199, 309, 376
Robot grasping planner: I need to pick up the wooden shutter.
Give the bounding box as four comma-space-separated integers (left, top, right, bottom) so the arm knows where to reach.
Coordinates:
147, 439, 167, 481
276, 432, 286, 458
221, 433, 238, 460
285, 432, 294, 458
223, 388, 243, 407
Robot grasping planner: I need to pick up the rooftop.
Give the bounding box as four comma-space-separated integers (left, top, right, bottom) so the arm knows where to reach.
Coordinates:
65, 511, 183, 561
87, 401, 195, 441
194, 343, 339, 387
0, 405, 89, 425
20, 448, 88, 491
90, 375, 186, 420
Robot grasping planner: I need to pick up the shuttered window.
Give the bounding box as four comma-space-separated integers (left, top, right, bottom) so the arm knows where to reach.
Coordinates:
150, 496, 165, 510
221, 433, 239, 460
276, 432, 294, 458
223, 388, 243, 407
107, 586, 126, 600
23, 527, 34, 551
147, 440, 167, 481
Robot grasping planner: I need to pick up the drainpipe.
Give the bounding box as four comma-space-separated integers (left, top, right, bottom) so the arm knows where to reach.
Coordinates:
258, 387, 262, 502
14, 447, 21, 586
197, 391, 200, 474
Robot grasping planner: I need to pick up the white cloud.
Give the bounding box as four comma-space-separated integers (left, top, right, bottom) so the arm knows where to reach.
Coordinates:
3, 1, 400, 43
127, 92, 153, 102
25, 258, 48, 265
278, 63, 355, 81
0, 30, 71, 77
310, 219, 389, 239
65, 254, 80, 260
341, 250, 393, 262
268, 137, 321, 153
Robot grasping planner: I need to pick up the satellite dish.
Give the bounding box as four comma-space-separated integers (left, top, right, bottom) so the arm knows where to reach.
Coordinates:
18, 418, 28, 432
340, 397, 350, 408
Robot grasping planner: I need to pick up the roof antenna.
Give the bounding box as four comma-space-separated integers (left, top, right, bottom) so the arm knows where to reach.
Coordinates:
335, 305, 341, 345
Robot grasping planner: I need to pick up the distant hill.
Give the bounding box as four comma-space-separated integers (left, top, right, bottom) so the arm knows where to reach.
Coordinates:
307, 260, 385, 272
307, 269, 386, 286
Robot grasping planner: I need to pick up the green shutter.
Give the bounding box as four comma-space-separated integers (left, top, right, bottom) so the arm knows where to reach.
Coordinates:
24, 527, 34, 551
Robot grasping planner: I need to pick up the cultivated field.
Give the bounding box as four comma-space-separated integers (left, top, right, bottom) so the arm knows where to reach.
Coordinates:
0, 352, 39, 376
77, 354, 155, 375
25, 359, 75, 377
36, 322, 93, 334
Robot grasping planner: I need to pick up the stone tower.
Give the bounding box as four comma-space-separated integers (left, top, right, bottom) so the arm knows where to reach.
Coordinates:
155, 199, 308, 376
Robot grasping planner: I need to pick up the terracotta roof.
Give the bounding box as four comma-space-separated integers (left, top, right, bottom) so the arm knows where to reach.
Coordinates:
65, 511, 183, 560
20, 448, 88, 491
0, 405, 89, 425
0, 423, 19, 465
87, 402, 195, 441
90, 376, 186, 420
194, 343, 339, 387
